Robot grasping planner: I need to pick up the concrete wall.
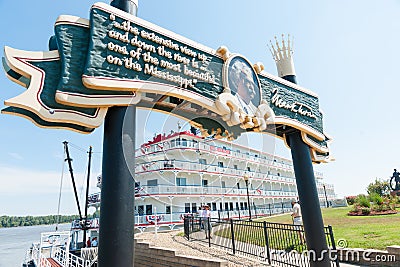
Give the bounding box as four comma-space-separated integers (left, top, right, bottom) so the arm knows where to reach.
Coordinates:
134, 238, 228, 267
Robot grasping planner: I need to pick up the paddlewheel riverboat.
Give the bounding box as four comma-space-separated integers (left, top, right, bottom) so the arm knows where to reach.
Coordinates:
88, 130, 336, 233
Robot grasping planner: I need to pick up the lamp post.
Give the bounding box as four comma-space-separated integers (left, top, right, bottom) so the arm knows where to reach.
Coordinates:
244, 174, 252, 221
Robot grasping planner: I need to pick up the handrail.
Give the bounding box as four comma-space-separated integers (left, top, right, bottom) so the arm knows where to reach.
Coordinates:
39, 257, 52, 267
81, 247, 98, 267
137, 140, 295, 168
53, 247, 91, 267
136, 159, 298, 182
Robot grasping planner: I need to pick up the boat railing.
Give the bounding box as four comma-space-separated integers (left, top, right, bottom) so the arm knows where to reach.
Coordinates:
53, 247, 91, 267
23, 242, 40, 266
136, 160, 296, 181
81, 247, 98, 266
88, 186, 299, 205
138, 185, 298, 197
135, 212, 183, 225
24, 243, 54, 267
137, 137, 298, 170
38, 257, 52, 267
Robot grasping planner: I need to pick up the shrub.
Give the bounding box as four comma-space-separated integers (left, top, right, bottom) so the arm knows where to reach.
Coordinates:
369, 193, 383, 205
361, 207, 371, 215
346, 196, 356, 205
367, 178, 390, 197
373, 204, 383, 212
356, 194, 370, 208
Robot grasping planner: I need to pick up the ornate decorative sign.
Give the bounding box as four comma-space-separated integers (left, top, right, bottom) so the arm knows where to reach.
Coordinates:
2, 2, 331, 162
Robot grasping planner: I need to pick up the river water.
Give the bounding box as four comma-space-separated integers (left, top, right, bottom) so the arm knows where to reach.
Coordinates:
0, 224, 70, 267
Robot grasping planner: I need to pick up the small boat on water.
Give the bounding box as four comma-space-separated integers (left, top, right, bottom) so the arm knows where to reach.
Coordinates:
22, 220, 99, 267
22, 142, 99, 267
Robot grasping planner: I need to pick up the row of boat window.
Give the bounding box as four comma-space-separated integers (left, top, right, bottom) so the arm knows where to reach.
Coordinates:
141, 178, 294, 189
143, 138, 291, 166
134, 202, 293, 215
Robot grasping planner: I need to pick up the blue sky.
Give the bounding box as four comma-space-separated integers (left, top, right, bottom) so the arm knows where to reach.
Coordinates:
1, 0, 400, 215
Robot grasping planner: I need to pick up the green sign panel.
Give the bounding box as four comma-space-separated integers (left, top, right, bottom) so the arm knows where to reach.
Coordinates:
2, 3, 331, 163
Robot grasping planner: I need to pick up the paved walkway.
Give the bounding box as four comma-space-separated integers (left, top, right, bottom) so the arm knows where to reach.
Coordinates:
139, 230, 367, 267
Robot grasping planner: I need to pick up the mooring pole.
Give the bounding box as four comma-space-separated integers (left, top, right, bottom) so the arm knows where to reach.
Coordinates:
271, 36, 330, 266
98, 1, 138, 267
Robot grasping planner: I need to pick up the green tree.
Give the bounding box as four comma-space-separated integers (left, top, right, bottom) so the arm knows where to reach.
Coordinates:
367, 178, 390, 197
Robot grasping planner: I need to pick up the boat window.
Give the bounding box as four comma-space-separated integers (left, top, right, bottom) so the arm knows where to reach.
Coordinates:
202, 179, 208, 187
218, 161, 224, 167
138, 205, 144, 216
212, 203, 217, 211
199, 158, 207, 164
236, 202, 239, 210
166, 206, 171, 214
185, 203, 191, 213
147, 179, 158, 186
224, 202, 229, 211
181, 138, 187, 146
191, 203, 197, 213
229, 202, 234, 211
233, 165, 238, 170
146, 205, 152, 215
221, 181, 226, 188
247, 166, 251, 171
176, 177, 187, 186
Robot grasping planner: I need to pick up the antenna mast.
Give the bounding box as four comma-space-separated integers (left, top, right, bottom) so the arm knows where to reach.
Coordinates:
63, 141, 83, 220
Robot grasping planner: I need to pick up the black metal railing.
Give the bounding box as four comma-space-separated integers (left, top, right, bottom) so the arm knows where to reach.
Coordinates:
184, 216, 340, 267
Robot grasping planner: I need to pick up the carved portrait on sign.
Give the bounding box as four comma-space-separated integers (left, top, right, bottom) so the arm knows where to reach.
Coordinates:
226, 56, 261, 116
214, 49, 273, 132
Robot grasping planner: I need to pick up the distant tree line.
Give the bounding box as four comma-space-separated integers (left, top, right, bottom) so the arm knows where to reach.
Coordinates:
0, 215, 79, 228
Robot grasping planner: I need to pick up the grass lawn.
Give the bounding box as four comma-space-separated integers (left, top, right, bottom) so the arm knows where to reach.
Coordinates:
257, 207, 400, 250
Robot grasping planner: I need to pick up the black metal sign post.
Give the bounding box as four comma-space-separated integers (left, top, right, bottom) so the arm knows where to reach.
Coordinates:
98, 1, 138, 267
287, 131, 330, 266
281, 79, 330, 266
270, 39, 330, 266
